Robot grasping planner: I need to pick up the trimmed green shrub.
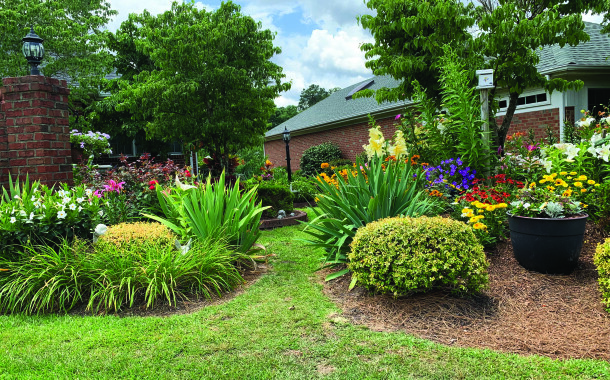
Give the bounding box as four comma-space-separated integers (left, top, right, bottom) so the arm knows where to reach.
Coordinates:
594, 238, 610, 313
348, 216, 489, 296
329, 158, 353, 168
300, 142, 342, 177
290, 177, 319, 203
256, 182, 294, 218
97, 221, 175, 250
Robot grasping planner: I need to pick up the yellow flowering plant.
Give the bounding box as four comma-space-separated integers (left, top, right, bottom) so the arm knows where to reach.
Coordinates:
507, 172, 592, 218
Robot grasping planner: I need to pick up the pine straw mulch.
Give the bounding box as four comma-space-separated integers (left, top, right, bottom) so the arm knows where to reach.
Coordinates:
69, 263, 269, 318
322, 223, 610, 361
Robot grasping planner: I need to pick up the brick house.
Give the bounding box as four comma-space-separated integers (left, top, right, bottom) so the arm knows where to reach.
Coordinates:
265, 22, 610, 171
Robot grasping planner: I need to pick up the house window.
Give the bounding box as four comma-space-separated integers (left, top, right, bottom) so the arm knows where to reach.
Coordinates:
498, 92, 547, 110
587, 88, 610, 116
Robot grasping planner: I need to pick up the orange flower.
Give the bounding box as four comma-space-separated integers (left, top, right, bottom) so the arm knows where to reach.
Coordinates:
321, 162, 330, 169
410, 154, 420, 165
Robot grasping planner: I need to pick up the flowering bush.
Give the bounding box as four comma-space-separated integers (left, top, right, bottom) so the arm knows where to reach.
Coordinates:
499, 131, 552, 181
451, 174, 522, 246
77, 153, 190, 223
507, 172, 596, 218
594, 237, 610, 313
423, 157, 476, 196
70, 130, 112, 158
0, 178, 102, 258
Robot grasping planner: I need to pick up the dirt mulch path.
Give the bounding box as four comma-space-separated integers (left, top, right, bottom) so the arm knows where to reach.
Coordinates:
323, 223, 610, 360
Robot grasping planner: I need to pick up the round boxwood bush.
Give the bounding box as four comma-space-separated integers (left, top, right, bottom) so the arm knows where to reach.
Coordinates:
594, 237, 610, 312
348, 216, 489, 295
300, 142, 342, 177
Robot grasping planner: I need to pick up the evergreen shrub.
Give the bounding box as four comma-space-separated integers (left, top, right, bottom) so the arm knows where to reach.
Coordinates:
348, 216, 489, 295
594, 238, 610, 312
256, 182, 294, 218
300, 142, 342, 177
97, 222, 175, 250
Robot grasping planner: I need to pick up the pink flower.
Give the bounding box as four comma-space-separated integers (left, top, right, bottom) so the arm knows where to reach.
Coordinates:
395, 114, 402, 120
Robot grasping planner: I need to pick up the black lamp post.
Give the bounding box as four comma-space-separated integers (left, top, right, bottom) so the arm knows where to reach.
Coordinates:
282, 127, 292, 182
22, 26, 44, 75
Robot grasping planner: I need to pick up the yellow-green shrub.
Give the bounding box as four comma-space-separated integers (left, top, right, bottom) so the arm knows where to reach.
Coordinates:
594, 238, 610, 312
348, 216, 489, 295
97, 222, 175, 250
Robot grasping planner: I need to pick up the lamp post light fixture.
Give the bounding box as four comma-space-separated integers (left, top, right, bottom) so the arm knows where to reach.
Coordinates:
282, 126, 292, 182
22, 26, 44, 76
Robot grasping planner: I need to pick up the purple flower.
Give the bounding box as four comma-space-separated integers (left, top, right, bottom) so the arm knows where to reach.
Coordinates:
395, 114, 402, 120
80, 142, 85, 149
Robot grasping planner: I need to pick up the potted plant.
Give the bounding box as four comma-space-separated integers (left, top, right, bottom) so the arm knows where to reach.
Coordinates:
70, 130, 112, 164
507, 172, 595, 274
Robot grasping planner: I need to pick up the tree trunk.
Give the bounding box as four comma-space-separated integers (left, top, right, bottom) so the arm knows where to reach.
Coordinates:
496, 91, 519, 151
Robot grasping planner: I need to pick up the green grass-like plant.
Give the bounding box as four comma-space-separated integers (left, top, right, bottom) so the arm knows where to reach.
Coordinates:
349, 216, 489, 295
85, 238, 244, 312
302, 158, 441, 280
145, 171, 268, 253
0, 239, 89, 314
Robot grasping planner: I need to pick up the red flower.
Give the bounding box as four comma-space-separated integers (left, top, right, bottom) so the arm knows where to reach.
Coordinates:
185, 170, 192, 177
148, 179, 159, 190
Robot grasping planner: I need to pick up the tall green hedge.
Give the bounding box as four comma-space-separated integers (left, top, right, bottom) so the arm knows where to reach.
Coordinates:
299, 142, 342, 177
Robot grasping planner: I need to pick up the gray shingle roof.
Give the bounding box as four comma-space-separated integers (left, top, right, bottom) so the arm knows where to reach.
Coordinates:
537, 22, 610, 74
266, 75, 411, 139
267, 22, 610, 139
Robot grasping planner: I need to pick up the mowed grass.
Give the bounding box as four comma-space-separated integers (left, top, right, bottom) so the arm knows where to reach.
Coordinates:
0, 223, 609, 379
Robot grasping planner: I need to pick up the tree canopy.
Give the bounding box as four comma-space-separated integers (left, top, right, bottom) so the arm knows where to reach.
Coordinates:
112, 1, 290, 167
298, 84, 339, 111
269, 105, 299, 129
0, 0, 116, 101
359, 0, 607, 149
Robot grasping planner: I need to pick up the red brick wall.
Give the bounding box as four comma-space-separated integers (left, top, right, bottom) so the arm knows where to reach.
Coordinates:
496, 108, 560, 140
0, 76, 72, 188
265, 115, 399, 171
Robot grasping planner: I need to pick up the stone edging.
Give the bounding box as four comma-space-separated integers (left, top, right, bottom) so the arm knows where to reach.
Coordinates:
259, 210, 308, 230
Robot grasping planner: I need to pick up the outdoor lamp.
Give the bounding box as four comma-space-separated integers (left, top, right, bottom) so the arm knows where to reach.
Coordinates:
22, 26, 44, 75
283, 127, 292, 182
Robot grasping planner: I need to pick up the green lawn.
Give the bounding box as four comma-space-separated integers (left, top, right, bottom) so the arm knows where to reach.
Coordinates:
0, 224, 608, 379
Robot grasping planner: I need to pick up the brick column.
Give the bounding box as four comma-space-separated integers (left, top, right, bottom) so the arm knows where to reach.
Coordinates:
0, 76, 72, 188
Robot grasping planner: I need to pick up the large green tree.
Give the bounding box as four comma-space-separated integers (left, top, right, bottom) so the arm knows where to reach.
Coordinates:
359, 0, 606, 149
298, 84, 339, 111
114, 1, 290, 168
269, 105, 299, 129
0, 0, 116, 101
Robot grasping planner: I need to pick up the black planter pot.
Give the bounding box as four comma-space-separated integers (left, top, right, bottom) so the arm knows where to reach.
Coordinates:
508, 214, 588, 274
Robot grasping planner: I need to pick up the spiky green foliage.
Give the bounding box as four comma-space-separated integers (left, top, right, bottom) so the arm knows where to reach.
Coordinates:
302, 158, 441, 280
144, 171, 268, 253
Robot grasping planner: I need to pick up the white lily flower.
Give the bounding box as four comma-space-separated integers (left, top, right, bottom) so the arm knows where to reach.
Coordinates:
175, 175, 196, 191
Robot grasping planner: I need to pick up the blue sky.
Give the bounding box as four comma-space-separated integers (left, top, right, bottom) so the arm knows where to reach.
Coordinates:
105, 0, 605, 107
106, 0, 375, 107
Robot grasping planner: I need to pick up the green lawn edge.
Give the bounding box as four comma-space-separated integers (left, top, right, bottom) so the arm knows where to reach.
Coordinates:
0, 224, 608, 379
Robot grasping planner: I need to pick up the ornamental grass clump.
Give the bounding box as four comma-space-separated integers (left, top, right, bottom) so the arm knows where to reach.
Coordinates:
145, 170, 268, 253
348, 216, 489, 296
594, 238, 610, 313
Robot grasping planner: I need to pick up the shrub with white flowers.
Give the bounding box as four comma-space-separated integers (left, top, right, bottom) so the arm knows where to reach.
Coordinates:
0, 181, 103, 258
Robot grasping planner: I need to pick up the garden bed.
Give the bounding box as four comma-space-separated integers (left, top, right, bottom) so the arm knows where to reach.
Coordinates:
322, 223, 610, 360
259, 210, 308, 230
